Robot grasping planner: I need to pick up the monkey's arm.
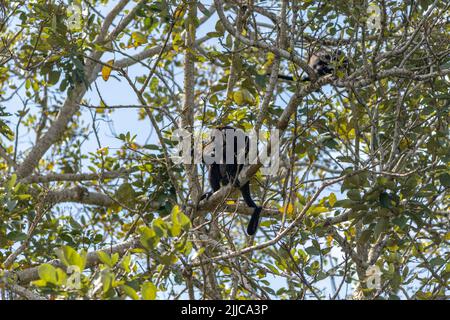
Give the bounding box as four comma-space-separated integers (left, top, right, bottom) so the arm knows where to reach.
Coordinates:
200, 164, 222, 201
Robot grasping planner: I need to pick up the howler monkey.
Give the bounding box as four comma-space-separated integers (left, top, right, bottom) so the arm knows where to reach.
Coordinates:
276, 49, 348, 82
200, 126, 262, 236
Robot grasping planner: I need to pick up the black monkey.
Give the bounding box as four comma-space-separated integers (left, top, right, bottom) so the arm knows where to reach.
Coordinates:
200, 126, 262, 236
275, 49, 348, 82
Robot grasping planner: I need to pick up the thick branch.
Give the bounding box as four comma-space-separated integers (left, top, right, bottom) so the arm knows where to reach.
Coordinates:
21, 169, 135, 184
181, 0, 201, 201
95, 0, 130, 43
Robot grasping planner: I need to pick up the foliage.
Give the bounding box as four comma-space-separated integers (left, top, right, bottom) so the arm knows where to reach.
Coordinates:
0, 0, 448, 300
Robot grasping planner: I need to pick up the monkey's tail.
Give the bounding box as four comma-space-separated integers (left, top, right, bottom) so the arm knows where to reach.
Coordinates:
247, 207, 262, 236
272, 73, 311, 82
275, 74, 295, 81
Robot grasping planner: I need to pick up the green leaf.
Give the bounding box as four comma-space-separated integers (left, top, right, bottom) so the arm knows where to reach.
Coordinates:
139, 226, 160, 250
111, 253, 119, 266
416, 291, 433, 300
97, 251, 113, 267
6, 200, 17, 211
122, 285, 139, 300
358, 229, 373, 245
337, 156, 354, 163
347, 189, 361, 201
206, 31, 222, 38
55, 246, 87, 270
305, 246, 320, 256
215, 19, 225, 34
170, 206, 182, 237
55, 268, 67, 286
152, 217, 167, 237
392, 216, 407, 229
16, 194, 31, 200
178, 211, 191, 231
38, 264, 58, 284
7, 231, 27, 242
48, 70, 61, 85
170, 223, 181, 237
115, 183, 136, 207
374, 217, 389, 238
69, 217, 82, 230
364, 189, 380, 201
7, 174, 17, 190
160, 254, 178, 265
316, 271, 328, 281
438, 173, 450, 188
310, 205, 329, 214
120, 254, 132, 273
334, 199, 359, 209
429, 257, 445, 266
102, 271, 113, 293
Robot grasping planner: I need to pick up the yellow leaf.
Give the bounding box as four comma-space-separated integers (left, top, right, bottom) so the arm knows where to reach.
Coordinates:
347, 128, 356, 139
97, 147, 109, 155
31, 279, 48, 287
141, 282, 157, 300
387, 244, 399, 252
445, 232, 450, 241
279, 203, 294, 217
326, 235, 333, 247
174, 6, 185, 19
222, 267, 231, 274
46, 162, 55, 170
32, 80, 39, 92
191, 247, 205, 261
310, 205, 329, 215
266, 52, 275, 64
101, 59, 114, 81
172, 33, 182, 52
233, 91, 244, 105
399, 138, 409, 151
97, 104, 106, 114
129, 143, 138, 150
329, 193, 337, 207
131, 32, 147, 46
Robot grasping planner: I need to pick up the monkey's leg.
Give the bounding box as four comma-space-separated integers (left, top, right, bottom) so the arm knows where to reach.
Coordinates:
200, 164, 221, 201
240, 182, 262, 236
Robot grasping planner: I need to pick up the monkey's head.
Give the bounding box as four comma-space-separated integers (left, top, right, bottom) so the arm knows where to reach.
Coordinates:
309, 49, 349, 77
215, 125, 236, 131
